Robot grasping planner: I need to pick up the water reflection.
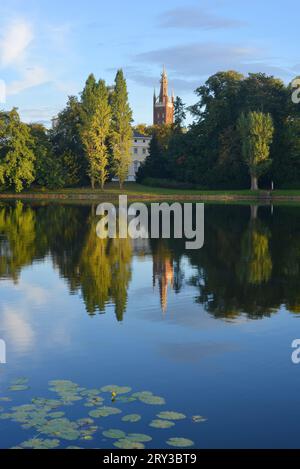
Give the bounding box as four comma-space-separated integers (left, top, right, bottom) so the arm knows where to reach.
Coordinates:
0, 201, 300, 321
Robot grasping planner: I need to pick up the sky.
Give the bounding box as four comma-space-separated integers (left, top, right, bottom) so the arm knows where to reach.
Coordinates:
0, 0, 299, 126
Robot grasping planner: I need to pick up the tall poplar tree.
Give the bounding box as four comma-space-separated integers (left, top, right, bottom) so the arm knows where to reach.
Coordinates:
110, 69, 133, 188
81, 76, 111, 189
237, 111, 274, 190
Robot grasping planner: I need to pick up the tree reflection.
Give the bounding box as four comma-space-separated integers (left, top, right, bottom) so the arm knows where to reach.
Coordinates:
1, 201, 300, 322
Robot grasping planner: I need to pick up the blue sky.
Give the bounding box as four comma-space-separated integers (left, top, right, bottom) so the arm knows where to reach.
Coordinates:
0, 0, 298, 126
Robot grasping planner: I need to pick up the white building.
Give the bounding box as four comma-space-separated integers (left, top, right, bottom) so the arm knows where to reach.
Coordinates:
128, 131, 152, 181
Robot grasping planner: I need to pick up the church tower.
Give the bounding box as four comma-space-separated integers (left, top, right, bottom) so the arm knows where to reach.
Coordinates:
153, 67, 174, 125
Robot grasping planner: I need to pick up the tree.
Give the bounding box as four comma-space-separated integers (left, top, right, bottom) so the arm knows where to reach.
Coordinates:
0, 109, 35, 192
174, 96, 186, 128
110, 69, 133, 188
237, 111, 274, 190
82, 80, 111, 189
81, 76, 111, 189
136, 128, 171, 181
29, 123, 64, 189
50, 96, 86, 186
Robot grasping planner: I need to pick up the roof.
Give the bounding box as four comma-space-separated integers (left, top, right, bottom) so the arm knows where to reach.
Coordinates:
133, 130, 152, 139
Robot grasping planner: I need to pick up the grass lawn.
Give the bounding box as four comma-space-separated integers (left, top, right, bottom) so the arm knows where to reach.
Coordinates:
2, 182, 300, 200
25, 182, 261, 196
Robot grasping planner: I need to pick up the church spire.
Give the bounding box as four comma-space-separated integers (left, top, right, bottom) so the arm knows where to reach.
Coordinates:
159, 66, 168, 102
153, 66, 174, 125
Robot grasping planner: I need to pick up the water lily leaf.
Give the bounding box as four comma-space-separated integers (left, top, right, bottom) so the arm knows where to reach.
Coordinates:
81, 435, 93, 441
8, 385, 29, 392
149, 419, 175, 429
157, 411, 186, 420
0, 413, 12, 420
37, 417, 80, 441
127, 433, 152, 443
80, 389, 101, 397
66, 446, 82, 449
103, 429, 126, 439
0, 397, 12, 402
89, 406, 122, 418
49, 380, 78, 388
32, 398, 61, 409
113, 439, 145, 449
166, 438, 194, 448
132, 391, 153, 399
21, 438, 60, 449
101, 385, 131, 395
84, 396, 104, 407
49, 412, 65, 419
122, 414, 141, 423
11, 378, 29, 386
77, 418, 94, 427
132, 391, 165, 405
192, 415, 207, 423
118, 396, 136, 403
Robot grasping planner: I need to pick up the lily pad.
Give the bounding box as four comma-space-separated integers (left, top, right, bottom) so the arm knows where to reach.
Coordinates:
101, 385, 131, 395
157, 411, 186, 420
89, 406, 122, 418
8, 385, 29, 392
37, 417, 80, 441
118, 396, 136, 403
122, 414, 141, 423
103, 429, 126, 439
166, 437, 194, 448
133, 391, 165, 406
149, 419, 175, 429
11, 378, 29, 386
127, 433, 152, 443
77, 418, 94, 427
113, 439, 145, 449
21, 438, 60, 449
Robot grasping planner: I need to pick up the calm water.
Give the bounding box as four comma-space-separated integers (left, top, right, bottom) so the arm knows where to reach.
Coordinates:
0, 201, 300, 449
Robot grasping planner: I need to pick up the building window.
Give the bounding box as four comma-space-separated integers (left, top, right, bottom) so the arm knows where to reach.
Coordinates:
134, 160, 140, 173
142, 148, 146, 155
134, 148, 138, 154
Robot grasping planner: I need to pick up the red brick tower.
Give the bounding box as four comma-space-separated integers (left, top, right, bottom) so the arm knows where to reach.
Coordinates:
153, 67, 174, 125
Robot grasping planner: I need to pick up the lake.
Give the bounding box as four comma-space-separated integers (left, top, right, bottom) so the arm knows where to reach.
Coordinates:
0, 200, 299, 449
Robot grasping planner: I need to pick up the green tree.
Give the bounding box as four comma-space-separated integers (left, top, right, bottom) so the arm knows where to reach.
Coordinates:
29, 123, 64, 189
81, 76, 111, 188
237, 111, 274, 190
0, 109, 35, 192
110, 69, 133, 188
50, 96, 86, 186
174, 96, 186, 128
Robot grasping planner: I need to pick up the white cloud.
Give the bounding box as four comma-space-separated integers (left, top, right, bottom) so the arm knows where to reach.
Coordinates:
7, 65, 50, 96
0, 19, 33, 67
2, 305, 34, 352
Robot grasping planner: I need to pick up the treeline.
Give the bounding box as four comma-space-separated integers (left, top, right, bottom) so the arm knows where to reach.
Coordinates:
0, 69, 132, 192
137, 71, 300, 190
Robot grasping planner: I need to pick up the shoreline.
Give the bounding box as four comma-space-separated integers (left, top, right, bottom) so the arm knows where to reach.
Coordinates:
1, 191, 300, 202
